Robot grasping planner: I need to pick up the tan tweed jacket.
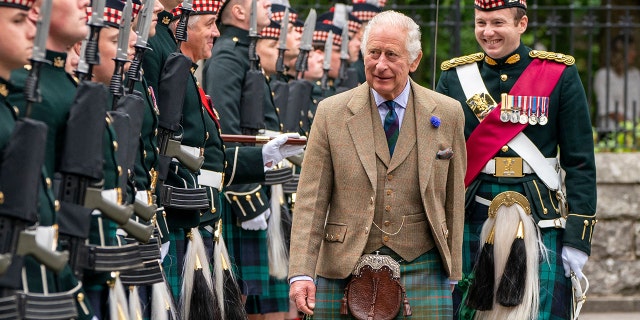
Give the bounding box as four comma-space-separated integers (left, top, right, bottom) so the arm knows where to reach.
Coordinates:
288, 80, 467, 280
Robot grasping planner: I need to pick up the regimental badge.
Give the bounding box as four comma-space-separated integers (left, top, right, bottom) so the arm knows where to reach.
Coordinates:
0, 84, 8, 97
53, 57, 64, 68
466, 92, 497, 122
162, 16, 170, 25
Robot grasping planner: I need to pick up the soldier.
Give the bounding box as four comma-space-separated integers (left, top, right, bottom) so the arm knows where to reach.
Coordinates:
435, 0, 596, 319
7, 0, 97, 318
203, 0, 300, 318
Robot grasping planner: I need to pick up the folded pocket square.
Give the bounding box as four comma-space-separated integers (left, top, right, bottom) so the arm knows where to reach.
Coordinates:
436, 147, 454, 160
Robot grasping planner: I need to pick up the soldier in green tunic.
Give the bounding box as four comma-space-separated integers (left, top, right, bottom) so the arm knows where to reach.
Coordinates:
435, 0, 595, 319
7, 0, 96, 318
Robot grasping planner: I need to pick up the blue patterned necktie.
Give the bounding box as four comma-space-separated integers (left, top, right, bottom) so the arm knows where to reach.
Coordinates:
383, 100, 399, 156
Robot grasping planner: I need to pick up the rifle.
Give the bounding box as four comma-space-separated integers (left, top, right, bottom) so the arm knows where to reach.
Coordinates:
320, 31, 334, 94
23, 0, 52, 117
174, 0, 194, 52
126, 0, 156, 93
239, 0, 265, 137
109, 0, 133, 108
0, 119, 69, 293
219, 134, 307, 145
56, 82, 150, 278
335, 26, 358, 93
76, 0, 106, 81
294, 9, 316, 79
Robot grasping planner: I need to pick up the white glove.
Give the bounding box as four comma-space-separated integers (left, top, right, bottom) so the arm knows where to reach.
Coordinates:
262, 133, 306, 170
562, 246, 588, 280
241, 208, 270, 230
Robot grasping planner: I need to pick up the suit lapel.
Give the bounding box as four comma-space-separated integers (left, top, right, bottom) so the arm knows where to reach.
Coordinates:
347, 84, 378, 190
412, 81, 439, 196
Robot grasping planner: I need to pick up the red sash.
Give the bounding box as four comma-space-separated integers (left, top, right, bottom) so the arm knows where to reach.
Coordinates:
464, 59, 566, 187
198, 86, 221, 129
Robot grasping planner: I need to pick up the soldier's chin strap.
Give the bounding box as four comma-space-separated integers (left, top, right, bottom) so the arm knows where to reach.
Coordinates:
570, 272, 589, 320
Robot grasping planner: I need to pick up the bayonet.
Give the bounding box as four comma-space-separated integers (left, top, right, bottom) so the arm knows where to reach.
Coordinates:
175, 0, 194, 52
294, 8, 316, 78
321, 31, 333, 91
248, 0, 259, 70
275, 7, 289, 77
23, 0, 53, 117
78, 0, 106, 81
109, 0, 133, 106
338, 26, 349, 81
127, 0, 156, 93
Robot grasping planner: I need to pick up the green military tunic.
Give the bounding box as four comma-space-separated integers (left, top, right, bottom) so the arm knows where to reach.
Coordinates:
436, 43, 596, 319
7, 51, 94, 320
203, 24, 290, 313
143, 11, 176, 93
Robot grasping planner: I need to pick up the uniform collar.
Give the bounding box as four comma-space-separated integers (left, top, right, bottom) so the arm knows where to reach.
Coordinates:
158, 10, 173, 27
220, 25, 251, 46
45, 50, 67, 69
483, 42, 528, 68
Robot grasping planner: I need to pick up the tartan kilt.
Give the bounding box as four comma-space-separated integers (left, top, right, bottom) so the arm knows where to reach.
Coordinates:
312, 249, 452, 319
454, 180, 571, 320
161, 228, 187, 300
245, 276, 291, 314
221, 199, 269, 295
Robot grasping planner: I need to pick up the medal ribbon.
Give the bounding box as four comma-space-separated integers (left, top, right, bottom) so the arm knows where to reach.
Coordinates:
464, 58, 566, 187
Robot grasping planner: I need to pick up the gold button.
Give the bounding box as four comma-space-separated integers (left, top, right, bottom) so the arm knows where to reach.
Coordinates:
156, 147, 160, 154
54, 200, 60, 211
385, 205, 391, 212
384, 221, 390, 227
501, 74, 508, 81
383, 235, 389, 242
113, 141, 118, 151
13, 106, 19, 115
143, 150, 147, 158
232, 36, 239, 42
206, 132, 210, 140
118, 166, 123, 176
46, 178, 52, 188
0, 191, 5, 204
276, 107, 280, 113
501, 145, 509, 152
386, 190, 392, 195
154, 129, 158, 136
387, 174, 393, 181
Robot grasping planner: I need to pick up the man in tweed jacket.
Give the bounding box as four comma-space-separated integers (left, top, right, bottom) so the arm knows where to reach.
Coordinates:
288, 10, 467, 319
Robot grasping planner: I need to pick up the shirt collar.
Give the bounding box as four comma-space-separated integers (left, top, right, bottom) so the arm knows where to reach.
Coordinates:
372, 79, 410, 109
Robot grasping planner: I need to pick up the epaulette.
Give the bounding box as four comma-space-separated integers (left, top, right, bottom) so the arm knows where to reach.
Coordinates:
440, 52, 485, 71
529, 50, 575, 66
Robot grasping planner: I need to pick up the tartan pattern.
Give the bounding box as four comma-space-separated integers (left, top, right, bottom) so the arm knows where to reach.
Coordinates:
259, 22, 281, 40
132, 2, 142, 19
171, 0, 224, 18
245, 276, 291, 314
221, 199, 270, 296
102, 7, 123, 26
474, 0, 527, 10
351, 9, 378, 23
271, 4, 298, 23
352, 0, 387, 7
311, 250, 452, 319
161, 229, 187, 300
454, 181, 571, 319
0, 0, 34, 10
312, 30, 342, 47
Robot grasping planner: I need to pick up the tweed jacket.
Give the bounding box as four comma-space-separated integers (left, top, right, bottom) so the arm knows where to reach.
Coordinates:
288, 80, 467, 281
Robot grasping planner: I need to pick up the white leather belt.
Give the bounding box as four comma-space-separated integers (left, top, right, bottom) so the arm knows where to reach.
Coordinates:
538, 217, 566, 229
199, 169, 223, 191
481, 157, 558, 175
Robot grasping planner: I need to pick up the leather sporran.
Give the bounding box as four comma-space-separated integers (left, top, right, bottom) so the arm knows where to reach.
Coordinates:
341, 254, 412, 320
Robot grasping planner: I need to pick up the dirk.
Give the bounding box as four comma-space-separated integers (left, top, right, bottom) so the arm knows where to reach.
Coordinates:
294, 9, 316, 78
23, 0, 53, 117
338, 25, 350, 82
77, 0, 106, 81
321, 31, 334, 92
275, 7, 289, 78
109, 0, 134, 107
248, 0, 259, 71
127, 0, 156, 93
175, 0, 194, 52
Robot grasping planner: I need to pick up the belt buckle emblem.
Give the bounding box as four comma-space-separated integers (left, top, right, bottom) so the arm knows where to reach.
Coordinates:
494, 157, 524, 177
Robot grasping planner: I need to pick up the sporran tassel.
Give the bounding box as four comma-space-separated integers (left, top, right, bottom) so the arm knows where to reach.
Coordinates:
466, 226, 495, 311
496, 220, 527, 306
129, 285, 143, 320
151, 282, 170, 320
214, 221, 247, 319
108, 273, 130, 320
268, 184, 289, 279
180, 229, 219, 320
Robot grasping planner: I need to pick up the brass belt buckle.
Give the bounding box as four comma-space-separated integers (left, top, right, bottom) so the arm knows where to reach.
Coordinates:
493, 157, 524, 177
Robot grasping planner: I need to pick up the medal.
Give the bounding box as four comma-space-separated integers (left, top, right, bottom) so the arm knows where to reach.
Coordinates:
519, 96, 529, 124
510, 96, 520, 123
500, 93, 510, 122
539, 97, 549, 125
528, 99, 538, 125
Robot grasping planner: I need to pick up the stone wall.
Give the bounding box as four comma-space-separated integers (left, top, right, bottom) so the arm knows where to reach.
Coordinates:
583, 153, 640, 312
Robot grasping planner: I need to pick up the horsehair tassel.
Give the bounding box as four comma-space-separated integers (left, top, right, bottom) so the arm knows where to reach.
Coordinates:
340, 285, 349, 315
402, 286, 412, 316
466, 226, 495, 311
497, 220, 527, 307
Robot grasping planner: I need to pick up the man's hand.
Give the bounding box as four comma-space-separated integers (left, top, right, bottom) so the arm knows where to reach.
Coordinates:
262, 133, 306, 169
289, 279, 316, 315
241, 209, 270, 230
562, 246, 588, 279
